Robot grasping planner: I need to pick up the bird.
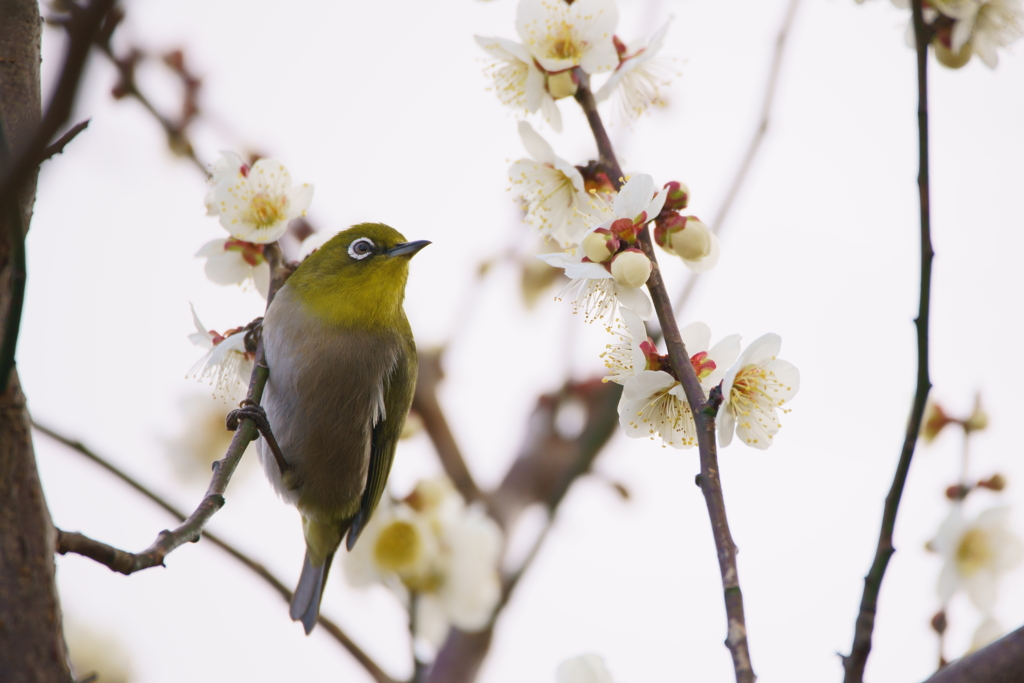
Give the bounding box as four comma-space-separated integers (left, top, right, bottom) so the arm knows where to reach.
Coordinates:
230, 223, 428, 634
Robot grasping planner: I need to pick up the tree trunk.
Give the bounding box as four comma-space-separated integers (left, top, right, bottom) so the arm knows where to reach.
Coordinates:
0, 1, 71, 680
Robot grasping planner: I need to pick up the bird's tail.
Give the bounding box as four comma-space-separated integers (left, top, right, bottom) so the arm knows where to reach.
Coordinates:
290, 550, 335, 635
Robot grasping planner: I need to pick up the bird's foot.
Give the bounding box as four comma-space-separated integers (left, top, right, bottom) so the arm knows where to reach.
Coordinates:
227, 400, 291, 476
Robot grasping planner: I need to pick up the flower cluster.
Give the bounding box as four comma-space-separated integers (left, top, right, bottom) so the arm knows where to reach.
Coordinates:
197, 152, 313, 297
344, 478, 504, 649
861, 0, 1024, 68
188, 152, 312, 397
604, 309, 799, 450
477, 0, 673, 130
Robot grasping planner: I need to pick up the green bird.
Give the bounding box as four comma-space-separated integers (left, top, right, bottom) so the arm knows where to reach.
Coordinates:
233, 223, 428, 634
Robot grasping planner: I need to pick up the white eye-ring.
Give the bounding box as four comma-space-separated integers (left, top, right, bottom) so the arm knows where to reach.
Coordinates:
348, 237, 375, 260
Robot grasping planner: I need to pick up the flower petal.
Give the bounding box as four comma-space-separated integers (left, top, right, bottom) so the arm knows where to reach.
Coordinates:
680, 321, 711, 355
614, 282, 654, 320
518, 120, 556, 165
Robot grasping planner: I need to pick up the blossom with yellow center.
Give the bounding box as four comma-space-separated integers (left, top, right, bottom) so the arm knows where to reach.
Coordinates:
343, 478, 503, 647
718, 333, 800, 450
617, 321, 740, 449
509, 121, 596, 246
933, 505, 1023, 612
211, 154, 313, 244
516, 0, 620, 75
474, 35, 564, 131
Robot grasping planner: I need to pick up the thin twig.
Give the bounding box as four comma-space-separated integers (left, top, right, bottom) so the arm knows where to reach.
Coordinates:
49, 246, 288, 575
842, 2, 934, 680
40, 119, 90, 163
35, 422, 397, 683
675, 0, 801, 312
574, 77, 755, 683
0, 0, 116, 205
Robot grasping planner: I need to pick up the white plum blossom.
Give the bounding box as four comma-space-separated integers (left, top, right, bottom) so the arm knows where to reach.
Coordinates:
557, 654, 615, 683
195, 238, 270, 299
933, 505, 1024, 612
537, 173, 666, 322
537, 249, 654, 322
516, 0, 619, 75
210, 153, 313, 244
614, 317, 741, 449
948, 0, 1024, 68
601, 308, 652, 385
475, 36, 563, 132
344, 478, 503, 648
510, 122, 595, 246
595, 21, 674, 119
187, 304, 254, 403
718, 333, 800, 450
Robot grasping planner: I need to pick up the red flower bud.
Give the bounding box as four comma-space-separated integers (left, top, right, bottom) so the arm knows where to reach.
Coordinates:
662, 181, 690, 211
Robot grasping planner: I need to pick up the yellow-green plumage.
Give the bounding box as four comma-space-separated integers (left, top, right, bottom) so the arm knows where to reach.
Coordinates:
255, 223, 427, 634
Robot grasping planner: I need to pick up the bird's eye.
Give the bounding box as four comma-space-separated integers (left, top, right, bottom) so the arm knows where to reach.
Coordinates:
348, 238, 375, 260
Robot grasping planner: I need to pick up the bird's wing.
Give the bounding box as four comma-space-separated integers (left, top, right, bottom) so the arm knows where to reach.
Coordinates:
346, 340, 417, 550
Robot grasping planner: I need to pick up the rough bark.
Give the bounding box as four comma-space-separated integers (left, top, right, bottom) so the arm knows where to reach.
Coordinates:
0, 1, 70, 681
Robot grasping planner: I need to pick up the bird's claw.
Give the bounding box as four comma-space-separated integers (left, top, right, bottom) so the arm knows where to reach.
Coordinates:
226, 400, 291, 477
226, 399, 267, 433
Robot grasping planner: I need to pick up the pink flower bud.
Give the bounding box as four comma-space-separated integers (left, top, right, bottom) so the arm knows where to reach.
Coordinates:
662, 181, 690, 211
653, 211, 687, 255
609, 217, 638, 243
581, 228, 620, 263
610, 248, 652, 288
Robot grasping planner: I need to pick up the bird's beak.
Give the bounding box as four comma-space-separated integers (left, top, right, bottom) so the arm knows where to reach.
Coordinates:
385, 240, 431, 259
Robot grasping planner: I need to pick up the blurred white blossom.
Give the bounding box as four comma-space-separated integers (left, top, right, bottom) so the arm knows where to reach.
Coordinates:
617, 321, 740, 449
557, 654, 615, 683
344, 478, 503, 648
595, 21, 674, 119
195, 238, 270, 298
475, 36, 563, 131
187, 304, 254, 403
209, 153, 313, 244
510, 121, 595, 246
537, 248, 654, 322
718, 333, 800, 450
163, 393, 254, 481
933, 505, 1023, 612
969, 615, 1004, 653
947, 0, 1024, 68
516, 0, 619, 76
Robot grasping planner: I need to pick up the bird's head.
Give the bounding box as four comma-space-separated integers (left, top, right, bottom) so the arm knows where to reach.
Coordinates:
287, 223, 429, 331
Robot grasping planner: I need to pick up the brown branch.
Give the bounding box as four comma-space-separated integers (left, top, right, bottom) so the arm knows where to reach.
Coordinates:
0, 0, 116, 206
412, 348, 484, 505
48, 244, 288, 576
39, 119, 89, 163
575, 76, 755, 683
920, 624, 1024, 683
36, 422, 397, 683
842, 2, 934, 680
675, 0, 801, 311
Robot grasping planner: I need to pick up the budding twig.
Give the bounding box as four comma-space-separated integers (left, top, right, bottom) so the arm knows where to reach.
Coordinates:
574, 78, 755, 683
36, 422, 397, 683
842, 1, 935, 680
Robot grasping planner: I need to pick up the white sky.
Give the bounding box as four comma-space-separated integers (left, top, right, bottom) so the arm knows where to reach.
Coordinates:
23, 0, 1024, 681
